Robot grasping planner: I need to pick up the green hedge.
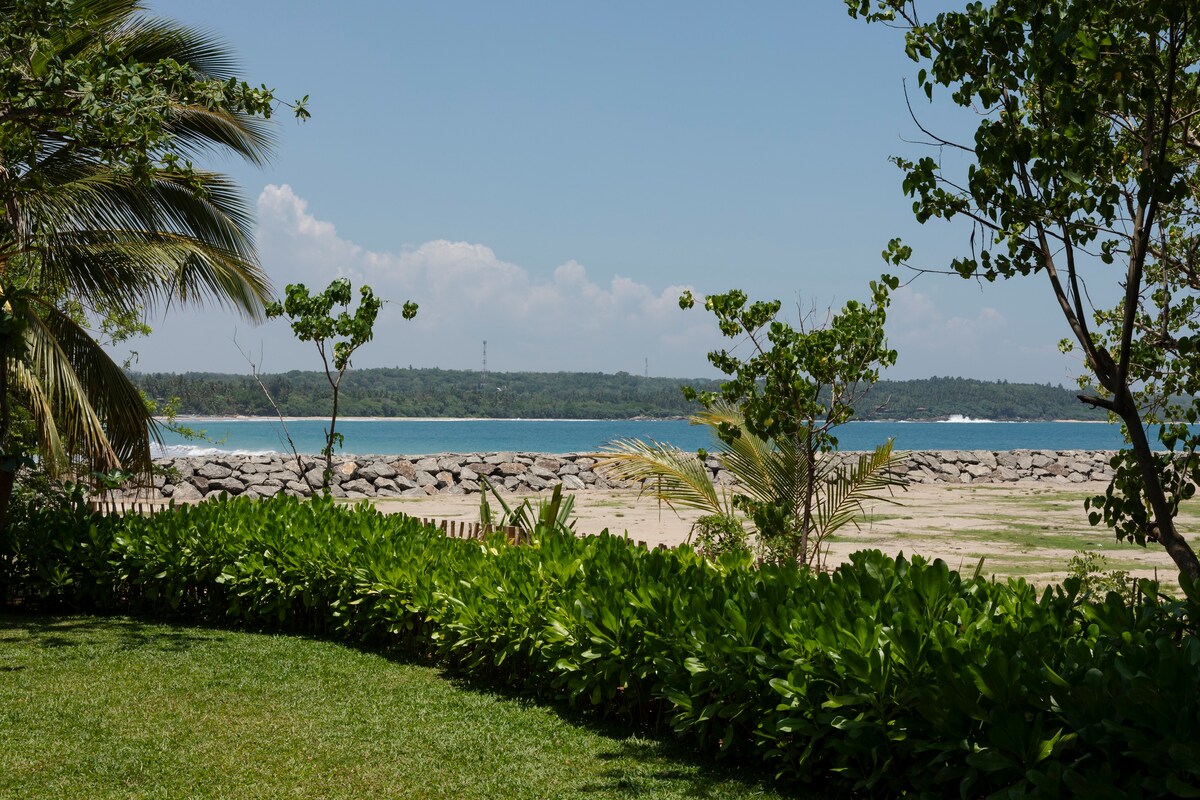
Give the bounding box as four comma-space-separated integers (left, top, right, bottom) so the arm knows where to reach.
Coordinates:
3, 494, 1199, 797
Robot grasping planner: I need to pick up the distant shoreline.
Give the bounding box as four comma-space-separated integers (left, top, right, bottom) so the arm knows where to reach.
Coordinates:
162, 415, 691, 423
161, 415, 1113, 424
132, 372, 1113, 422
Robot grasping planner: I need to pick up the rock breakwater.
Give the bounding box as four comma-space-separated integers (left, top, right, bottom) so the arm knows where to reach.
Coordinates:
126, 449, 1120, 503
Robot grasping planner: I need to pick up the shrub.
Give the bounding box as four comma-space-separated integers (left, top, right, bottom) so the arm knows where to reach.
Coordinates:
689, 513, 750, 559
3, 494, 1199, 797
1066, 550, 1135, 605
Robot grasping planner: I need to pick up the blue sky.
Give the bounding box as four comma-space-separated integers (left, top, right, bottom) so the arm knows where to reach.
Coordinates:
131, 1, 1085, 385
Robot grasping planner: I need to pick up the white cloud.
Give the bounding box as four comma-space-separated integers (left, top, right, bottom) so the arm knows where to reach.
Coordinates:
118, 187, 1080, 384
885, 287, 1072, 383
127, 184, 723, 377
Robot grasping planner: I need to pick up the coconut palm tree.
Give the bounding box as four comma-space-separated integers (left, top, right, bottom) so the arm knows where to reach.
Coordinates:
0, 0, 280, 521
596, 401, 905, 567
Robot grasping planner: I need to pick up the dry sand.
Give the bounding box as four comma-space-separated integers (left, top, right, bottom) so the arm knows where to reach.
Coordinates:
369, 481, 1187, 586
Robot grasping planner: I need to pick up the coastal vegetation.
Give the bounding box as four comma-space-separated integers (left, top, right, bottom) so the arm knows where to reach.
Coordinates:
262, 279, 416, 489
600, 283, 905, 569
3, 0, 1200, 796
3, 493, 1198, 797
850, 0, 1200, 578
598, 401, 903, 567
129, 368, 1111, 421
0, 0, 304, 524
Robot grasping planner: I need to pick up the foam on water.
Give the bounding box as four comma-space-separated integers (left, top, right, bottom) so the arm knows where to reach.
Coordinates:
152, 443, 280, 459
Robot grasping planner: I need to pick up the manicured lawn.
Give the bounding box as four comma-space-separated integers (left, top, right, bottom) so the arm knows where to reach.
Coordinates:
0, 614, 799, 800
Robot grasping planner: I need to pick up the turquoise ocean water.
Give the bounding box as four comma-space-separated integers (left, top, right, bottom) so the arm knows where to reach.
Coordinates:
156, 416, 1160, 458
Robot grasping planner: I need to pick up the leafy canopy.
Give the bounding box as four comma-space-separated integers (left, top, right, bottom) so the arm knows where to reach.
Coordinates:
0, 0, 306, 487
848, 0, 1200, 578
265, 279, 414, 373
266, 279, 416, 488
676, 279, 901, 565
679, 277, 898, 450
1, 0, 307, 182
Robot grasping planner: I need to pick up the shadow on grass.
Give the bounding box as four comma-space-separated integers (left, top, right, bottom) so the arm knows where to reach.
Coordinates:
570, 737, 829, 798
1, 610, 820, 799
0, 611, 219, 653
433, 665, 821, 800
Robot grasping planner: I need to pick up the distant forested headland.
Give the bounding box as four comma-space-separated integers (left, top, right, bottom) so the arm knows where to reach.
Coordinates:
131, 369, 1109, 421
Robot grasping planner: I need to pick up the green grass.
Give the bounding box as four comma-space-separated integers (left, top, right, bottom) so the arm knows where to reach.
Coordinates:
0, 614, 800, 800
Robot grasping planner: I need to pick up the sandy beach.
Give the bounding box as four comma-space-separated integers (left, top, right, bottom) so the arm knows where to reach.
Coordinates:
368, 481, 1186, 586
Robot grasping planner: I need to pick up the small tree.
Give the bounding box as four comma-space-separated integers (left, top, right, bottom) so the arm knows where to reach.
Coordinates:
266, 279, 416, 489
677, 277, 901, 566
848, 0, 1200, 579
597, 399, 903, 567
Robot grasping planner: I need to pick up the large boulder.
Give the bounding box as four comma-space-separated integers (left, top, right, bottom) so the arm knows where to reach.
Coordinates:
286, 480, 315, 497
207, 477, 246, 495
373, 477, 400, 492
171, 482, 203, 502
197, 463, 232, 480
359, 461, 397, 480
519, 474, 550, 490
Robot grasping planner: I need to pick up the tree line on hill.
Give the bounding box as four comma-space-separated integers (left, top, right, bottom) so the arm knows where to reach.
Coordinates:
130, 369, 1109, 421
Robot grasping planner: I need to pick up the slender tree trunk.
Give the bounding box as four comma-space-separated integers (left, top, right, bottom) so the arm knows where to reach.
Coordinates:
0, 331, 12, 532
1116, 390, 1200, 580
798, 428, 815, 567
323, 381, 340, 492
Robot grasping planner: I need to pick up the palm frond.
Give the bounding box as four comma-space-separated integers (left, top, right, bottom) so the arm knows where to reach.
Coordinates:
693, 402, 782, 505
112, 12, 277, 164
595, 439, 729, 517
167, 105, 276, 167
6, 360, 69, 472
816, 439, 905, 538
17, 296, 158, 474
114, 14, 241, 78
18, 156, 270, 317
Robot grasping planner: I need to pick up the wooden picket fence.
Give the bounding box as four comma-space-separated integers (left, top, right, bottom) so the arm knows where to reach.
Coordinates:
88, 497, 172, 517
417, 517, 529, 545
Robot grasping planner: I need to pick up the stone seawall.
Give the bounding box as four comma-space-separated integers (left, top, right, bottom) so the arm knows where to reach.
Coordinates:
129, 449, 1120, 503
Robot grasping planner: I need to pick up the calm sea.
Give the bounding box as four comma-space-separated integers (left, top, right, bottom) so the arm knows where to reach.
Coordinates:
155, 416, 1159, 458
